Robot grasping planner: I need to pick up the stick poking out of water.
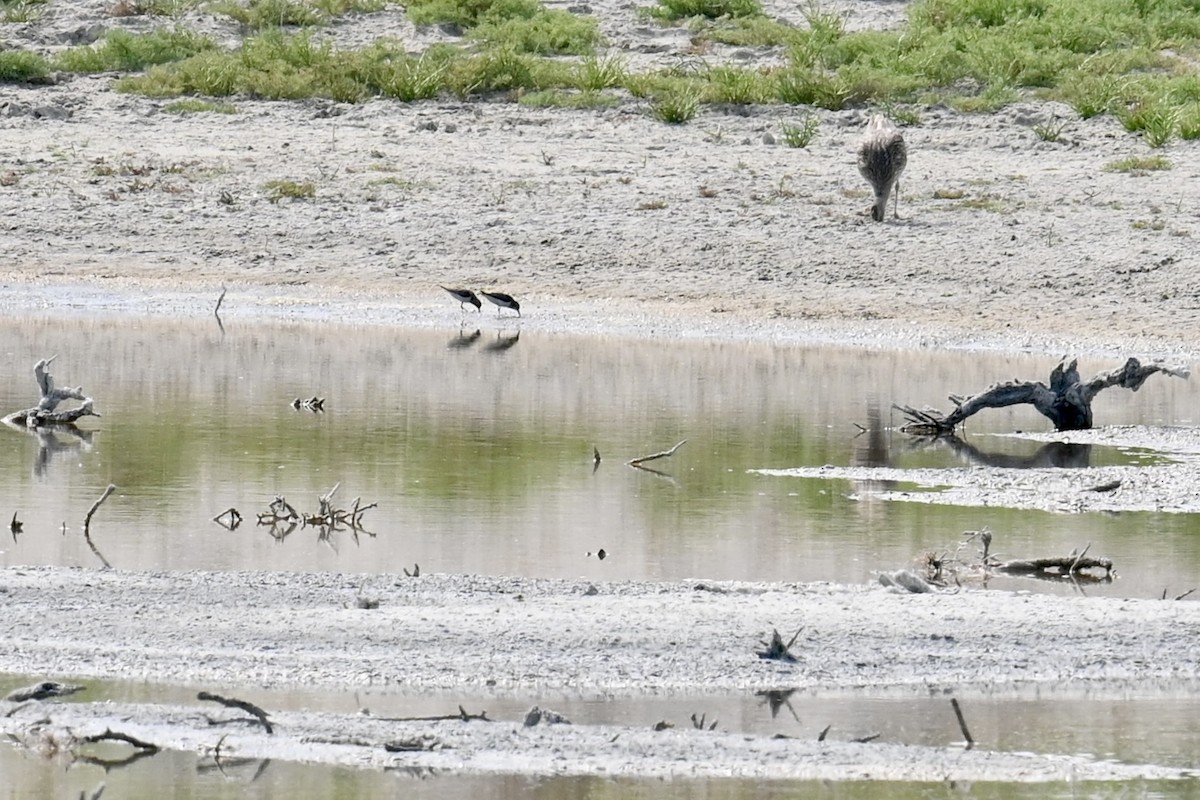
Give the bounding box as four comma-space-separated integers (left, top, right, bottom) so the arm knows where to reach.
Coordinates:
83, 484, 115, 569
951, 697, 974, 750
628, 440, 687, 466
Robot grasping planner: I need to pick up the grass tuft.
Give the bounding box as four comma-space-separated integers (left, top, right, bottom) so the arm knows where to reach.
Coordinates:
0, 49, 51, 82
263, 179, 315, 201
779, 113, 819, 147
56, 29, 216, 73
1103, 154, 1172, 173
163, 98, 237, 113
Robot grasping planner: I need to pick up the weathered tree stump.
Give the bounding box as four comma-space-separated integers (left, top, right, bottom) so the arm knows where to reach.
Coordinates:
3, 356, 100, 428
897, 357, 1188, 434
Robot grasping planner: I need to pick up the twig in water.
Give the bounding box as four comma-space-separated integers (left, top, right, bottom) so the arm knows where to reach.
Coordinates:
629, 439, 687, 466
198, 691, 274, 734
950, 697, 974, 749
1174, 588, 1196, 601
81, 728, 159, 752
817, 724, 831, 742
214, 284, 227, 317
83, 484, 116, 569
851, 733, 881, 743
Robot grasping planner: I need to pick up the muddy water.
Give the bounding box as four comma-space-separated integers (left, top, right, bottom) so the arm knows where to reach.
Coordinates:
3, 671, 1199, 797
0, 742, 1185, 800
1, 315, 1198, 596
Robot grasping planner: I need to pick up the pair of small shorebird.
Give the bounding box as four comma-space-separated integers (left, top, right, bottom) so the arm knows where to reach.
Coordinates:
445, 117, 903, 316
442, 287, 521, 316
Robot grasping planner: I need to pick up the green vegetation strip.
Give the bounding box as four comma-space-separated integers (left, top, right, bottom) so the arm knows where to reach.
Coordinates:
0, 0, 1197, 141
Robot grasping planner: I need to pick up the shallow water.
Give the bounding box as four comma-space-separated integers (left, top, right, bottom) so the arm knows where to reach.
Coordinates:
0, 742, 1188, 800
1, 315, 1198, 597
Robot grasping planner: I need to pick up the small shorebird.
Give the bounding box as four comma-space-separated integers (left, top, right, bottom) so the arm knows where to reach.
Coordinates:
441, 286, 481, 312
857, 114, 907, 222
480, 290, 521, 317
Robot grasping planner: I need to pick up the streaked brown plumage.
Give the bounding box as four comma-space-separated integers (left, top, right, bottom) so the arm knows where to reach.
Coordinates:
857, 115, 907, 222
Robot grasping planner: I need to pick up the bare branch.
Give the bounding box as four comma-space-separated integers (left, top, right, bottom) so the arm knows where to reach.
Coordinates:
198, 691, 273, 734
629, 440, 687, 466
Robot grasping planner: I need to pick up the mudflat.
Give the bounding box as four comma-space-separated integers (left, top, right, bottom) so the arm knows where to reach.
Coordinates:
2, 0, 1200, 786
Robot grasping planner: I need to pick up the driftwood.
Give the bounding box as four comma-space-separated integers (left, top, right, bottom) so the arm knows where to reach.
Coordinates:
995, 554, 1113, 578
375, 705, 491, 723
4, 356, 101, 428
915, 529, 1114, 586
898, 357, 1188, 434
198, 691, 274, 734
256, 484, 375, 542
4, 680, 85, 703
81, 728, 159, 753
690, 712, 719, 731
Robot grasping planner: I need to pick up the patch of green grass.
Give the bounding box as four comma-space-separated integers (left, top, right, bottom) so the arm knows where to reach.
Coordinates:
263, 179, 315, 201
572, 54, 625, 90
780, 113, 819, 147
702, 16, 800, 47
405, 0, 542, 28
1, 0, 46, 22
1031, 118, 1064, 142
209, 0, 326, 28
56, 29, 216, 73
163, 98, 237, 113
469, 9, 602, 55
647, 0, 761, 22
518, 88, 618, 108
773, 68, 848, 110
0, 49, 51, 82
651, 85, 701, 123
1178, 104, 1200, 140
1118, 99, 1178, 148
1103, 154, 1172, 173
109, 0, 205, 15
704, 64, 768, 104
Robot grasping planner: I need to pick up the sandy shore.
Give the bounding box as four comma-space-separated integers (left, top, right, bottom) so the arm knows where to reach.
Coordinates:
4, 0, 1200, 785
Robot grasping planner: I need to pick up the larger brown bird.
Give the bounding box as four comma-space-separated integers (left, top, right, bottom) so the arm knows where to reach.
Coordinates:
857, 114, 907, 222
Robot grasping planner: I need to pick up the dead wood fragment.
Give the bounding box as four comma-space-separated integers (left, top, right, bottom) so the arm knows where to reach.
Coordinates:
629, 439, 687, 466
1084, 479, 1122, 493
652, 720, 674, 731
690, 712, 718, 731
756, 627, 801, 662
4, 357, 101, 428
376, 706, 491, 723
384, 734, 443, 752
996, 553, 1112, 578
214, 284, 227, 317
897, 357, 1188, 434
212, 507, 242, 530
817, 724, 831, 742
290, 396, 325, 412
4, 680, 85, 703
403, 563, 421, 577
198, 691, 273, 734
78, 782, 106, 800
83, 484, 116, 570
1163, 587, 1196, 601
81, 728, 159, 752
950, 697, 974, 750
851, 733, 881, 743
